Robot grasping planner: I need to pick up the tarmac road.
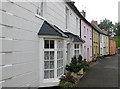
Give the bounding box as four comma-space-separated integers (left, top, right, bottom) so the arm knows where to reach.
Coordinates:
76, 54, 119, 87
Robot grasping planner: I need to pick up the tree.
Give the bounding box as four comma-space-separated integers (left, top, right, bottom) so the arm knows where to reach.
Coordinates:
113, 22, 120, 36
98, 18, 114, 36
113, 22, 120, 48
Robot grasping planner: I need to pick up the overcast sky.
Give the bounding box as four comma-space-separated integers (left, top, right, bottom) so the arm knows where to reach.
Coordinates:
73, 0, 120, 24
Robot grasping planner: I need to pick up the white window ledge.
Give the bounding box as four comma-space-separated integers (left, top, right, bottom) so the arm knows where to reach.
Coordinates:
35, 14, 47, 21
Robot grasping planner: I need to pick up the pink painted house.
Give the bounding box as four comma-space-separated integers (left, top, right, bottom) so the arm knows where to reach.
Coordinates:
80, 12, 93, 61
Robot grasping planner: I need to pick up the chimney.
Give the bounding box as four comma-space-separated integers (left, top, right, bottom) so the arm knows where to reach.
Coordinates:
81, 10, 86, 18
71, 1, 75, 4
102, 29, 108, 34
91, 20, 98, 25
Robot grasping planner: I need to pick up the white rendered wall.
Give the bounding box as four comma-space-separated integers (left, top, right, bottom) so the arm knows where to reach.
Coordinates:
100, 34, 105, 56
41, 0, 81, 36
0, 1, 44, 87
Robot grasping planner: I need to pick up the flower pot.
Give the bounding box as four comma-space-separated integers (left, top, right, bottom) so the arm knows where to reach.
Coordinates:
71, 72, 77, 77
77, 68, 83, 75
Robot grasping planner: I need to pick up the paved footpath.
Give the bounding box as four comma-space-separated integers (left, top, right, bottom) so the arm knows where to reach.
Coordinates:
76, 54, 119, 87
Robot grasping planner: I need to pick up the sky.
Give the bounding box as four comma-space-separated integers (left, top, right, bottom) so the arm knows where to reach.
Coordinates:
73, 0, 120, 24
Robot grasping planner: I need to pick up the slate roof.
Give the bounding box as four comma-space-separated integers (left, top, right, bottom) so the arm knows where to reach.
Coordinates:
64, 32, 85, 43
91, 23, 108, 36
38, 21, 68, 38
66, 1, 109, 37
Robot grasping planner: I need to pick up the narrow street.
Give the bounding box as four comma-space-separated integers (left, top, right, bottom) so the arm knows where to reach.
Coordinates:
76, 54, 119, 87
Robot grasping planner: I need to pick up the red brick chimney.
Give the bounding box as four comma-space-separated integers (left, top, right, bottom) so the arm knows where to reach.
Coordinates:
91, 20, 98, 25
102, 29, 108, 34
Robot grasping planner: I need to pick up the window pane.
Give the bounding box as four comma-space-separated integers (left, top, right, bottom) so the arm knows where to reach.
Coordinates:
44, 70, 49, 79
45, 40, 49, 48
74, 44, 76, 49
57, 51, 59, 59
76, 50, 79, 55
61, 59, 63, 66
50, 51, 54, 60
44, 51, 49, 60
60, 51, 62, 58
57, 40, 63, 48
60, 68, 63, 75
76, 44, 79, 48
50, 61, 54, 69
60, 60, 62, 67
57, 60, 60, 68
50, 40, 54, 49
75, 50, 77, 55
44, 61, 49, 69
57, 69, 60, 77
50, 70, 54, 78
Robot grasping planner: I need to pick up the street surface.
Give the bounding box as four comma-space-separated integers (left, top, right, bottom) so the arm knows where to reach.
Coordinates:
76, 54, 119, 87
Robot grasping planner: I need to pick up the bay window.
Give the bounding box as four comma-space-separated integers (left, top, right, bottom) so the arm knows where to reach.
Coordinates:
57, 40, 64, 77
44, 40, 55, 79
74, 44, 80, 58
44, 39, 64, 79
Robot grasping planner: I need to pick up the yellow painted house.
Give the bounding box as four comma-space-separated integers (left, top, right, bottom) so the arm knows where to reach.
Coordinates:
104, 35, 109, 55
91, 23, 100, 59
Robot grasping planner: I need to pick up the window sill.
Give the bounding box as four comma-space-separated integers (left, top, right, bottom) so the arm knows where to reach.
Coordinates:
35, 14, 46, 21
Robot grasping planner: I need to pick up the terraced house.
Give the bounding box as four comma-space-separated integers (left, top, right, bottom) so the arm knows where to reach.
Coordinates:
0, 0, 114, 88
0, 0, 87, 87
91, 21, 100, 59
91, 21, 110, 58
102, 29, 109, 56
80, 10, 93, 62
109, 38, 116, 55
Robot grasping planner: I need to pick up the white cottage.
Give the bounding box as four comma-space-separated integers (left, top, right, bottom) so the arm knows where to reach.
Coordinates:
100, 34, 105, 56
0, 0, 85, 87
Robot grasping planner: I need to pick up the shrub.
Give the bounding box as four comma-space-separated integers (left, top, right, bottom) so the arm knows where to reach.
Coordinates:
64, 82, 74, 87
78, 55, 83, 63
65, 56, 81, 73
65, 55, 88, 73
83, 59, 90, 72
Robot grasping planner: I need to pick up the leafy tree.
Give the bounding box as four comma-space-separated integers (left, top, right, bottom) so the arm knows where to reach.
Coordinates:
113, 22, 120, 36
98, 18, 114, 36
113, 22, 120, 48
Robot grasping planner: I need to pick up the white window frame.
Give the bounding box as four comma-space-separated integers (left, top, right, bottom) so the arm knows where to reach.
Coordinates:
43, 39, 64, 79
44, 39, 55, 79
37, 1, 43, 17
66, 7, 69, 29
74, 43, 80, 58
57, 40, 64, 77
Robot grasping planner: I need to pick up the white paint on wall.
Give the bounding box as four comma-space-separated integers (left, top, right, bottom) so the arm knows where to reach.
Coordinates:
100, 34, 105, 56
1, 1, 44, 87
